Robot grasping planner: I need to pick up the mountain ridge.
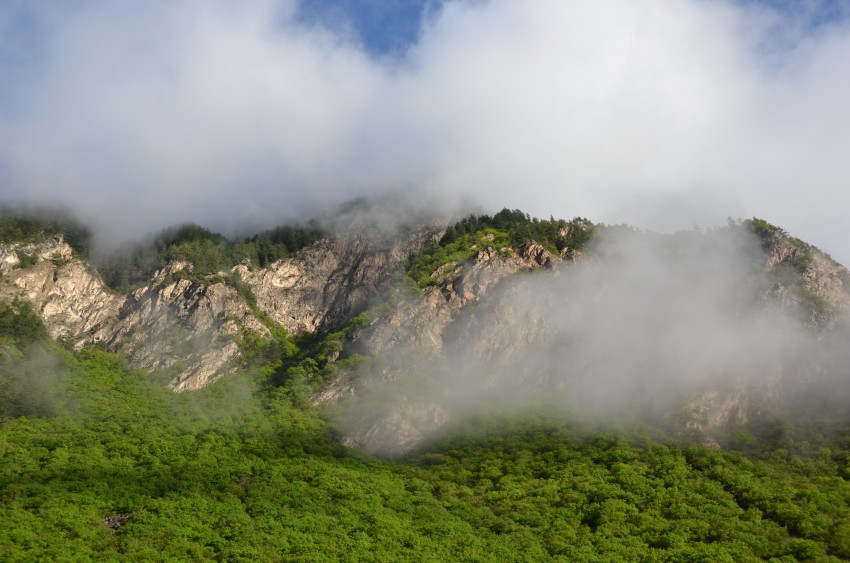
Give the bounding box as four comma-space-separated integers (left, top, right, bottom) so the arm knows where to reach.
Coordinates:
3, 210, 849, 456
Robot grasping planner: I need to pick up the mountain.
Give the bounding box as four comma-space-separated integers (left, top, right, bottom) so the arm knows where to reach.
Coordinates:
3, 207, 850, 560
2, 210, 849, 453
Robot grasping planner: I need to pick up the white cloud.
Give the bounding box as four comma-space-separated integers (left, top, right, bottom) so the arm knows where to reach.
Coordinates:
1, 0, 849, 262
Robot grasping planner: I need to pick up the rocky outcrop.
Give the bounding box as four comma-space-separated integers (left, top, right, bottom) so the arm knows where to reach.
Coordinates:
1, 227, 440, 390
759, 230, 850, 327
354, 242, 563, 358
236, 226, 440, 335
324, 227, 850, 457
0, 244, 265, 390
5, 220, 850, 456
339, 398, 449, 458
106, 262, 267, 390
676, 234, 850, 439
0, 239, 122, 346
322, 241, 570, 456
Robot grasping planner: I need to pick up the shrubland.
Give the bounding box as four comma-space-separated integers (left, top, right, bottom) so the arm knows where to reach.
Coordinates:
96, 222, 326, 292
2, 308, 850, 560
3, 207, 850, 560
408, 209, 594, 287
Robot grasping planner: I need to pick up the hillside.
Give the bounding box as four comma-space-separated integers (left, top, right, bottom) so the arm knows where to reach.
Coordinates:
3, 207, 850, 559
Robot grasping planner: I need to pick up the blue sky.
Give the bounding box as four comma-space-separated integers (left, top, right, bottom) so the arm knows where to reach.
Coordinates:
1, 0, 850, 263
297, 0, 849, 56
296, 0, 445, 56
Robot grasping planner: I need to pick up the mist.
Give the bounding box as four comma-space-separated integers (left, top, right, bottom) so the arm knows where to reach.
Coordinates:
336, 224, 849, 456
1, 1, 850, 262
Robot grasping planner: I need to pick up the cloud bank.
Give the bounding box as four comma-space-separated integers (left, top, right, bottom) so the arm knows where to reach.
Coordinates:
1, 0, 849, 261
336, 225, 850, 457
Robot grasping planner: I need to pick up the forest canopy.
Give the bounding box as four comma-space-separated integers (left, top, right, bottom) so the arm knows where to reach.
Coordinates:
96, 221, 326, 292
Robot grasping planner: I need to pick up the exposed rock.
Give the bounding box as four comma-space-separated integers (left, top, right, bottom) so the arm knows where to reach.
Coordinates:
237, 226, 440, 335
0, 239, 262, 389
106, 270, 266, 391
353, 242, 562, 359
5, 220, 850, 456
325, 227, 850, 455
759, 230, 850, 328
0, 238, 74, 276
1, 227, 439, 390
0, 240, 122, 346
103, 513, 132, 531
321, 240, 568, 455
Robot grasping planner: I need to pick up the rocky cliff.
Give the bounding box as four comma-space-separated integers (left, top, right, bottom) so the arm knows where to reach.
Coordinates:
0, 226, 439, 390
320, 223, 850, 456
0, 242, 263, 389
3, 217, 849, 456
236, 227, 440, 335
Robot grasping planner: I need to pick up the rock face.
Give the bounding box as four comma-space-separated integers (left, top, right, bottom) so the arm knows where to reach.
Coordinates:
237, 227, 440, 335
0, 239, 122, 345
325, 242, 569, 455
339, 399, 450, 458
0, 245, 264, 389
758, 229, 850, 328
323, 226, 850, 456
0, 227, 438, 390
4, 220, 850, 456
356, 242, 561, 358
106, 263, 267, 391
674, 232, 850, 440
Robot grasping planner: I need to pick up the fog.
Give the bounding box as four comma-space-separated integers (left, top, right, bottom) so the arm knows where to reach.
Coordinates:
336, 225, 850, 455
1, 1, 850, 263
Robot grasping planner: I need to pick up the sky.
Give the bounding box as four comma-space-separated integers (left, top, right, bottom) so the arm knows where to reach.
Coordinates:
1, 0, 850, 262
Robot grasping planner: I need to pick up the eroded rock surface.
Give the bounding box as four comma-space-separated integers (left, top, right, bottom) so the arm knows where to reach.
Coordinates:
1, 227, 439, 390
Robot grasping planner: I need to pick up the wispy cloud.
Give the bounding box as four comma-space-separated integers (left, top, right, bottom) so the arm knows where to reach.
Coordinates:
1, 1, 848, 261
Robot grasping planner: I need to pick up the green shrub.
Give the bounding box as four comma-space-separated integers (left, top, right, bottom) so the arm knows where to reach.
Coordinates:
408, 210, 594, 287
0, 206, 91, 256
0, 298, 48, 347
14, 251, 38, 268
96, 222, 326, 291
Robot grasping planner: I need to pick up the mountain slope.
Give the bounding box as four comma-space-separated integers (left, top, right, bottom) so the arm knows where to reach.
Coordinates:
318, 219, 850, 455
4, 209, 850, 560
2, 212, 849, 452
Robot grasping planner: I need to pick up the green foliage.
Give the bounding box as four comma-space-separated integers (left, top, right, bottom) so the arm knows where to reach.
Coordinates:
0, 345, 518, 560
408, 229, 506, 287
0, 206, 91, 257
405, 413, 850, 561
96, 222, 326, 292
0, 298, 48, 348
2, 346, 850, 560
748, 217, 780, 239
440, 208, 594, 253
0, 343, 62, 419
795, 286, 834, 317
235, 222, 325, 268
408, 210, 594, 288
4, 210, 850, 560
14, 250, 38, 268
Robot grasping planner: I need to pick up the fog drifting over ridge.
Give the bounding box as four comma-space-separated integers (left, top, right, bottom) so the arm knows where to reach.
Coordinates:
339, 225, 850, 457
1, 1, 849, 262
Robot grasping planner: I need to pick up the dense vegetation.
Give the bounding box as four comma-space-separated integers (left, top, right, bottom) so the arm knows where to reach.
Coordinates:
408, 209, 594, 287
0, 206, 325, 292
0, 206, 91, 257
2, 311, 850, 560
97, 222, 325, 292
5, 209, 850, 559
